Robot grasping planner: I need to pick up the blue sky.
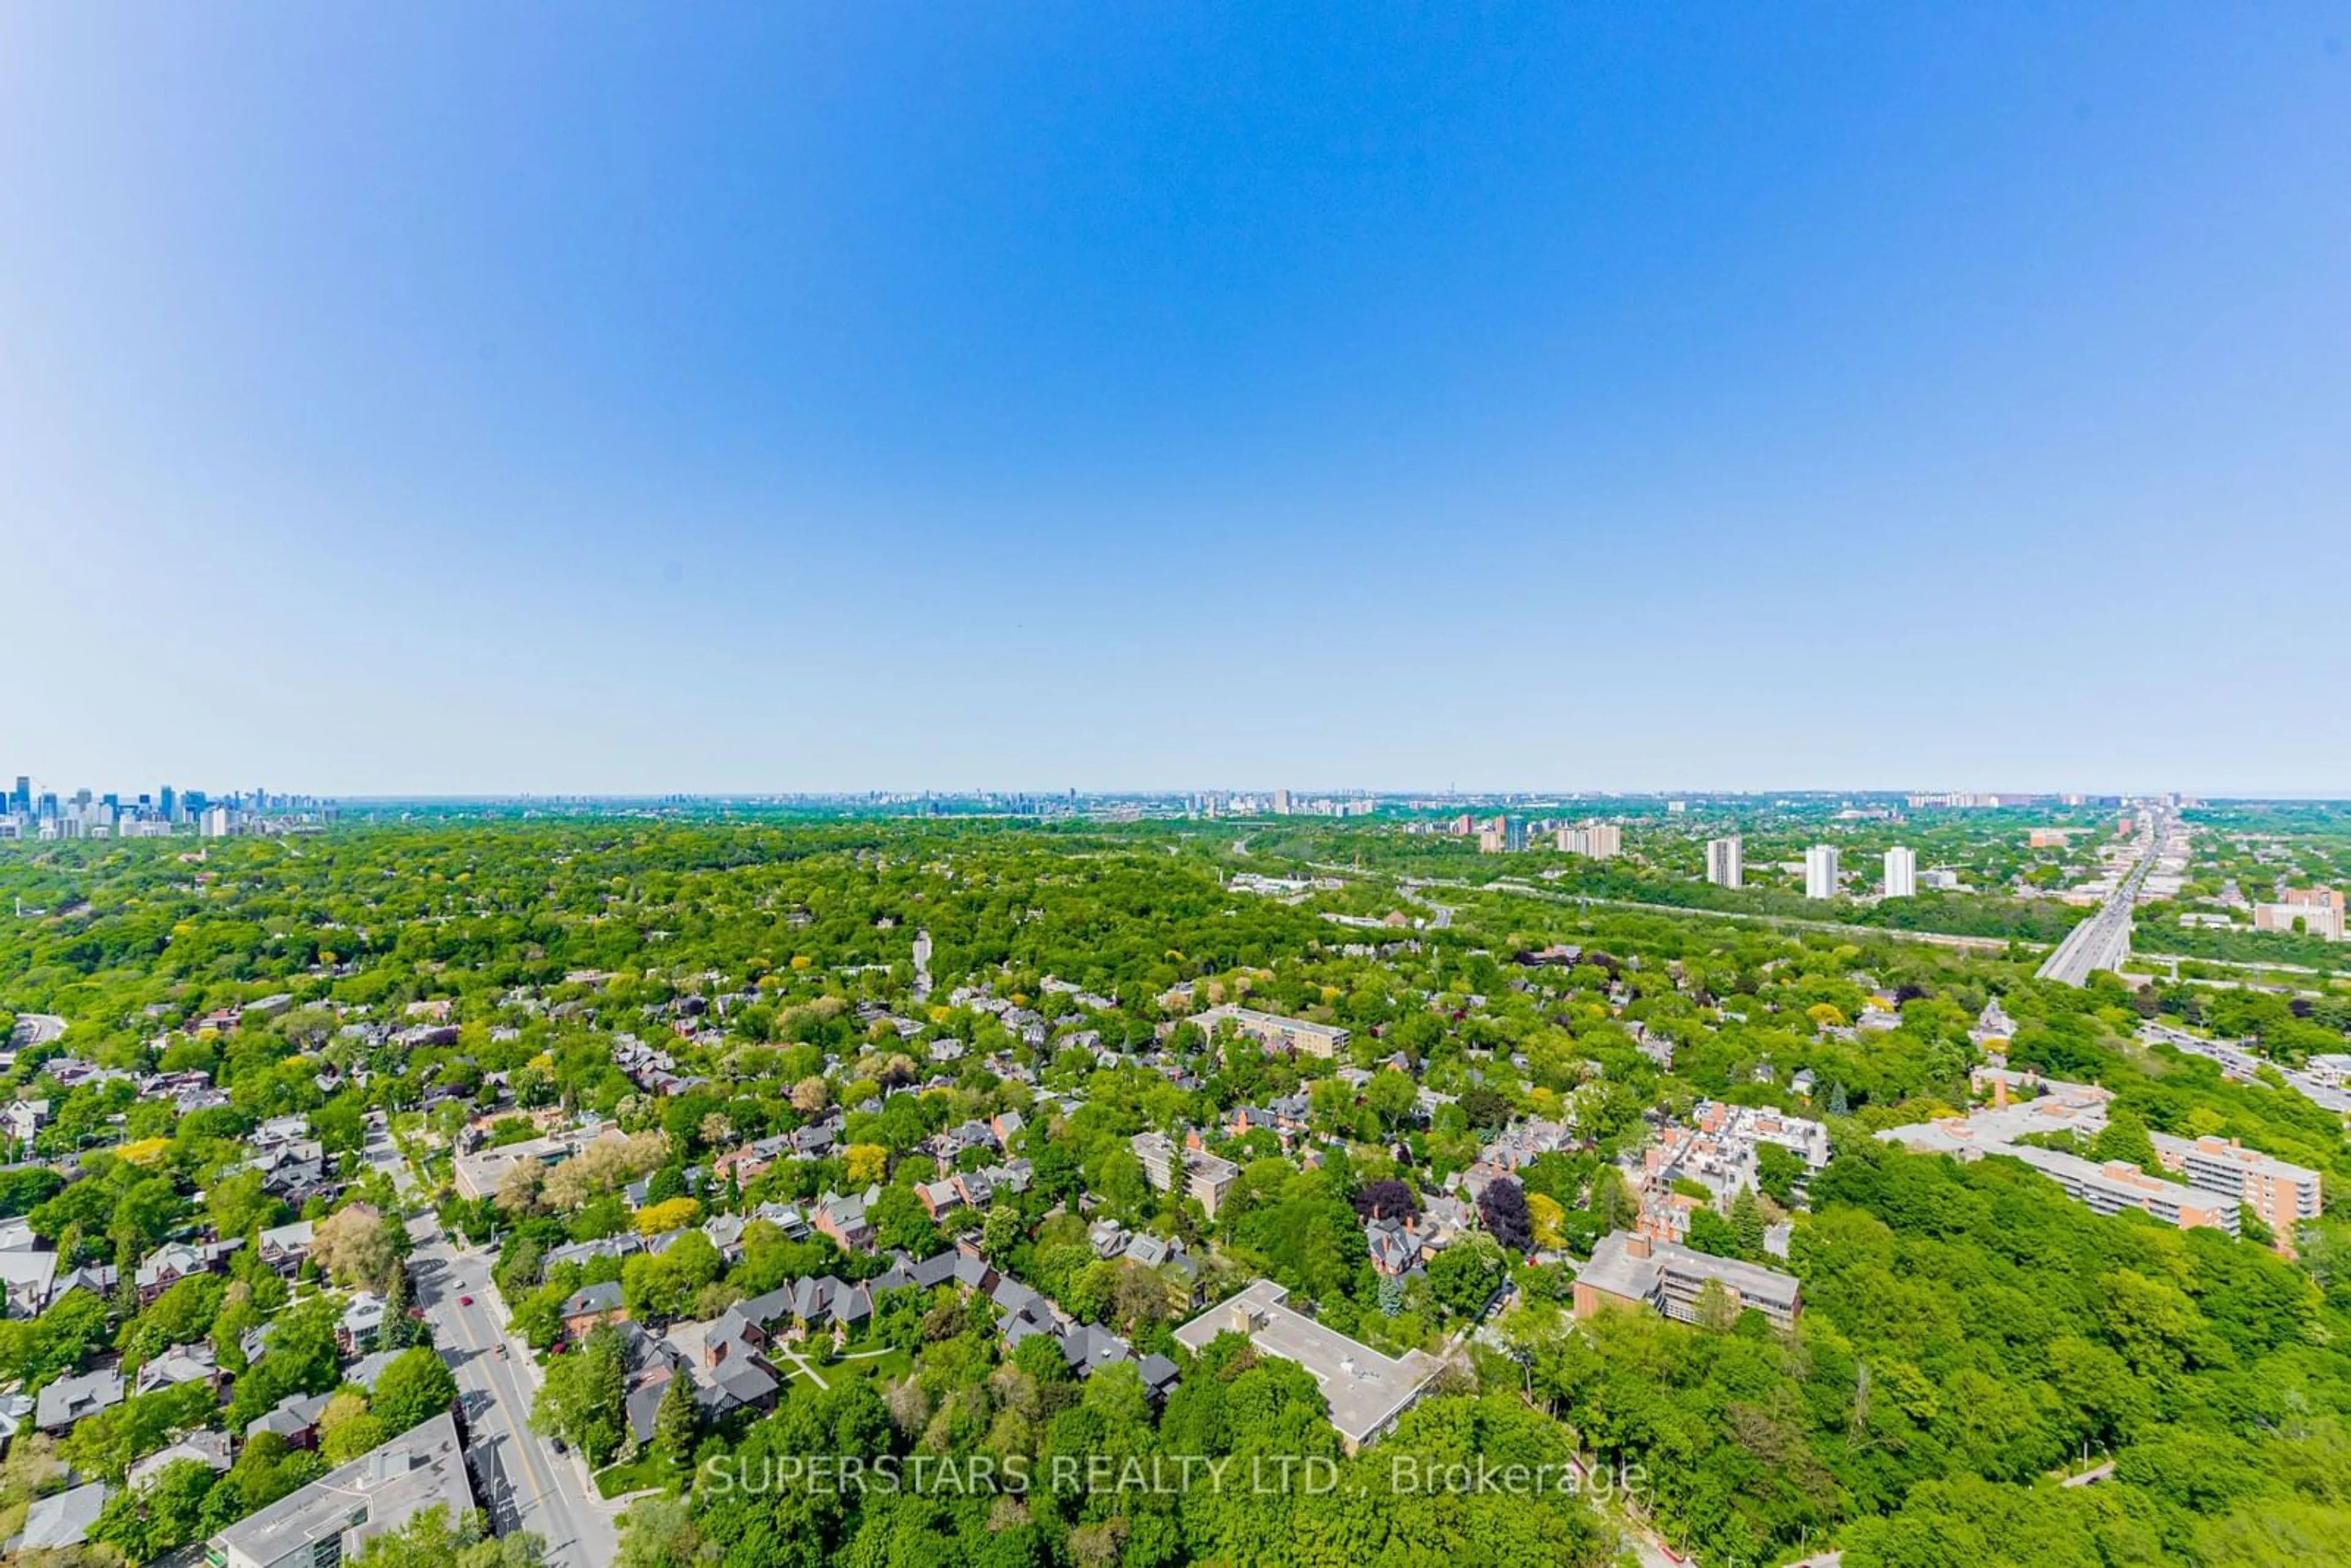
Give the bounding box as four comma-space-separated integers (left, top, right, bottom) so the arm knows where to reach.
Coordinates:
3, 6, 2346, 797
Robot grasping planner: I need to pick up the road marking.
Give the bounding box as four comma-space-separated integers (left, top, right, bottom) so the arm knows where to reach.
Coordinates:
428, 1230, 562, 1536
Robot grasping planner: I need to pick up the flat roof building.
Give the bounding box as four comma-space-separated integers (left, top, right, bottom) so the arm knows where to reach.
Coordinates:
206, 1414, 473, 1568
1171, 1278, 1439, 1453
2254, 890, 2343, 941
1132, 1131, 1239, 1217
1803, 846, 1840, 900
2003, 1144, 2241, 1236
1883, 846, 1917, 899
1556, 823, 1623, 858
452, 1134, 576, 1201
1878, 1071, 2266, 1242
2152, 1131, 2322, 1251
1573, 1231, 1801, 1329
1188, 1005, 1349, 1060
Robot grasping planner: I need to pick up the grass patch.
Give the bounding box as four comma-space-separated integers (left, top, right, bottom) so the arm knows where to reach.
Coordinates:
819, 1345, 915, 1384
594, 1455, 678, 1499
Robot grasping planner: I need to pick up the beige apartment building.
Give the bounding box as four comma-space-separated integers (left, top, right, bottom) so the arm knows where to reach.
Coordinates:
1131, 1130, 1239, 1217
1189, 1004, 1349, 1059
2153, 1132, 2324, 1252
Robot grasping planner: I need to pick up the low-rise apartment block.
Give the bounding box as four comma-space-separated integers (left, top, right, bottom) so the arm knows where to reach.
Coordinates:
1573, 1230, 1802, 1329
1627, 1100, 1832, 1239
1188, 1005, 1349, 1059
205, 1414, 473, 1568
1132, 1131, 1239, 1217
1171, 1278, 1439, 1453
2000, 1143, 2241, 1235
1875, 1069, 2298, 1243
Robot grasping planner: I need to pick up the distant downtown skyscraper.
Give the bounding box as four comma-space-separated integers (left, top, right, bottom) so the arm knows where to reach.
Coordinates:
1804, 845, 1840, 899
1706, 835, 1744, 890
1884, 846, 1918, 899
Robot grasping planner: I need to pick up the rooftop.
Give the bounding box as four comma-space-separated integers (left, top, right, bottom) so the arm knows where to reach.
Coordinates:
1171, 1278, 1438, 1451
208, 1413, 472, 1568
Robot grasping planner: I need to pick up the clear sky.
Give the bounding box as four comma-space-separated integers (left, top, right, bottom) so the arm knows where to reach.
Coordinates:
3, 6, 2346, 798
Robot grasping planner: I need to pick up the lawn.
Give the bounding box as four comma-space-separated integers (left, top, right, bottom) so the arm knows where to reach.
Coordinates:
593, 1455, 680, 1499
822, 1345, 915, 1384
773, 1341, 916, 1389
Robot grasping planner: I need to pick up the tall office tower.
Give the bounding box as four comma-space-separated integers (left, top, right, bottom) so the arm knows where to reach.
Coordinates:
1804, 845, 1842, 899
160, 786, 178, 822
1585, 823, 1623, 858
1706, 835, 1744, 889
1504, 816, 1526, 852
1883, 846, 1918, 899
1272, 789, 1292, 816
9, 777, 28, 815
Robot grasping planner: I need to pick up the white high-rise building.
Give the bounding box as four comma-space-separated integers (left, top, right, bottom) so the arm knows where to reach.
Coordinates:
1883, 846, 1918, 899
1272, 789, 1292, 816
1705, 835, 1744, 890
1804, 845, 1840, 900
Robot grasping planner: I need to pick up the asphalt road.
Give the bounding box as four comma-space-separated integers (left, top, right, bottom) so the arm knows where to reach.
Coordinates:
366, 1126, 621, 1568
2036, 812, 2165, 986
7, 1012, 68, 1048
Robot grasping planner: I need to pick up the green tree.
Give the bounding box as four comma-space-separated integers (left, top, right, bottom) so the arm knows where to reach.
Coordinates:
653, 1370, 700, 1465
1730, 1188, 1768, 1258
372, 1346, 459, 1435
615, 1497, 703, 1568
533, 1324, 626, 1466
2091, 1108, 2162, 1177
94, 1457, 217, 1558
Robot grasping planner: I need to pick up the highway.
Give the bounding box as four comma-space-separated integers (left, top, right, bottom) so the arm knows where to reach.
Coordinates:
1390, 872, 2028, 955
364, 1125, 621, 1568
2035, 809, 2166, 986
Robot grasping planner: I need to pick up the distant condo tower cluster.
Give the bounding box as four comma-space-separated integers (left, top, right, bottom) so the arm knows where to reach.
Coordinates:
2, 771, 334, 842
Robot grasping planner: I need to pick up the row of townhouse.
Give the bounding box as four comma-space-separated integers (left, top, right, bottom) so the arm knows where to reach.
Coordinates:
607, 1243, 1182, 1452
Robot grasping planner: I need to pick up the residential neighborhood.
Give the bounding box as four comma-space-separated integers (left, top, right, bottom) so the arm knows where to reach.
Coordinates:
1, 795, 2347, 1568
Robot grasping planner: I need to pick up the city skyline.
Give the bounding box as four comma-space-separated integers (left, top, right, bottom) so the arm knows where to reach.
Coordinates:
0, 768, 2246, 807
5, 9, 2347, 795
